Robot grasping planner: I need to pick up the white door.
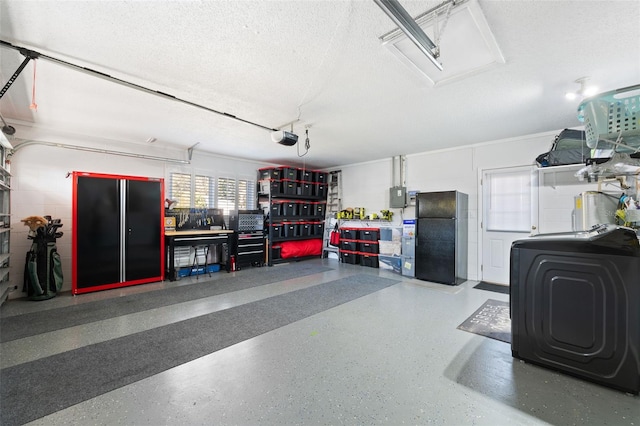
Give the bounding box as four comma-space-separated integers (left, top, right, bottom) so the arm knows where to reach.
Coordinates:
481, 166, 538, 285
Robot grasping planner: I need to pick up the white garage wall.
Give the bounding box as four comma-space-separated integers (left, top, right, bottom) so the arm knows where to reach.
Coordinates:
335, 130, 604, 281
8, 136, 272, 298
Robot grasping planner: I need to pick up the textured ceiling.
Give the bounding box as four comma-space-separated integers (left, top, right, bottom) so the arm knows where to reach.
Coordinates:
1, 0, 639, 169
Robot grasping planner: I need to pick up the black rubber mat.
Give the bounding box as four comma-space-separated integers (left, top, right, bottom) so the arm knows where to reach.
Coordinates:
457, 299, 511, 344
0, 263, 332, 342
473, 281, 510, 294
1, 274, 400, 426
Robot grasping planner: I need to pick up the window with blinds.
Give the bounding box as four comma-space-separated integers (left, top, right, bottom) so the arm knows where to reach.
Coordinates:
217, 177, 236, 215
170, 173, 191, 208
238, 179, 256, 210
194, 175, 213, 208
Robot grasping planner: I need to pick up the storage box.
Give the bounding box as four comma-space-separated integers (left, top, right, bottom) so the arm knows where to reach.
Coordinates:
283, 222, 299, 237
311, 222, 324, 236
316, 171, 329, 184
272, 245, 282, 260
299, 222, 312, 237
270, 202, 283, 217
300, 169, 314, 182
280, 167, 299, 180
300, 182, 313, 196
379, 227, 402, 242
315, 183, 327, 198
177, 263, 221, 278
340, 240, 358, 251
340, 250, 360, 264
258, 167, 281, 180
378, 240, 401, 256
313, 202, 326, 218
270, 223, 283, 238
282, 179, 298, 195
401, 255, 415, 277
359, 228, 380, 241
403, 219, 416, 237
358, 241, 379, 253
340, 227, 358, 240
379, 254, 402, 273
282, 201, 298, 216
298, 202, 312, 217
360, 253, 379, 268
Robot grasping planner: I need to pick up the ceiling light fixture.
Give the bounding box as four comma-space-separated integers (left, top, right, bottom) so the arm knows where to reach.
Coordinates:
565, 77, 598, 100
374, 0, 443, 71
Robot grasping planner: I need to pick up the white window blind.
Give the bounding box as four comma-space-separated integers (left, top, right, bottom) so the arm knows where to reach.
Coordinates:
217, 177, 236, 215
170, 172, 191, 208
194, 175, 213, 208
238, 179, 256, 210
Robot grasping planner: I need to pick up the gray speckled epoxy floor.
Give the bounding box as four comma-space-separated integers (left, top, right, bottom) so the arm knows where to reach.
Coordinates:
2, 259, 638, 425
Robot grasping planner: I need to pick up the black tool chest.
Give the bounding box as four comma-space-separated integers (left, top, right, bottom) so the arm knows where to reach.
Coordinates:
228, 210, 265, 268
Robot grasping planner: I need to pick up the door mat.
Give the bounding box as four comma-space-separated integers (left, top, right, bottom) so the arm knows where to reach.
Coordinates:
457, 299, 511, 344
473, 281, 510, 294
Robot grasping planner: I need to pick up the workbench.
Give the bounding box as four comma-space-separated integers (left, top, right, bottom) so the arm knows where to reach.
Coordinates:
164, 230, 234, 281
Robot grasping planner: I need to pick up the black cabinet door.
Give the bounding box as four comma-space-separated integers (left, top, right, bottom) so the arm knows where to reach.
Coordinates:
76, 176, 121, 288
125, 179, 162, 281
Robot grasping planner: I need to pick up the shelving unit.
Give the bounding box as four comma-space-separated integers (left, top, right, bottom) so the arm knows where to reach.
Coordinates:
258, 167, 328, 266
0, 138, 12, 305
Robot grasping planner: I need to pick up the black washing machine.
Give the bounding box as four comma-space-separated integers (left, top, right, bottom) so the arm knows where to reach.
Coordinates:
510, 224, 640, 394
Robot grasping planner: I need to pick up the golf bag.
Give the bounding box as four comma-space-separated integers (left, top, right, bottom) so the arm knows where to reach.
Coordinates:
23, 218, 64, 301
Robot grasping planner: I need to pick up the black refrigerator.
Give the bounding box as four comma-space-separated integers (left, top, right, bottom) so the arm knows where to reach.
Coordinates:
415, 191, 468, 285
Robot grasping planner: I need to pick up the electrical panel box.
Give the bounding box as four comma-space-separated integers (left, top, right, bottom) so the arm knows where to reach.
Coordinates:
389, 186, 407, 208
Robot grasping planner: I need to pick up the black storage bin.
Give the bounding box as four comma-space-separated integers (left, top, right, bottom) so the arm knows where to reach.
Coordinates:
300, 169, 314, 182
360, 253, 379, 268
280, 167, 299, 181
299, 181, 313, 197
340, 240, 358, 251
259, 167, 281, 180
314, 202, 326, 218
340, 228, 358, 240
271, 245, 282, 260
359, 241, 379, 254
270, 180, 282, 196
340, 250, 360, 264
360, 229, 380, 241
316, 171, 328, 184
299, 202, 312, 217
315, 183, 327, 199
282, 201, 298, 217
311, 222, 324, 236
270, 201, 283, 217
283, 223, 299, 238
270, 223, 283, 238
282, 179, 298, 195
299, 222, 312, 237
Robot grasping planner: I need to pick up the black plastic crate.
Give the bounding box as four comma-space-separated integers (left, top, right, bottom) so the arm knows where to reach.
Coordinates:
272, 245, 282, 260
282, 201, 298, 217
315, 183, 327, 199
360, 229, 380, 241
300, 169, 314, 182
340, 250, 360, 264
282, 179, 298, 195
316, 171, 328, 184
311, 222, 324, 236
298, 202, 312, 217
283, 223, 299, 238
259, 167, 281, 180
299, 222, 312, 237
358, 241, 379, 254
340, 228, 358, 240
360, 253, 379, 268
269, 180, 283, 196
340, 240, 358, 251
270, 223, 283, 238
313, 202, 326, 217
280, 167, 299, 181
270, 202, 283, 217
